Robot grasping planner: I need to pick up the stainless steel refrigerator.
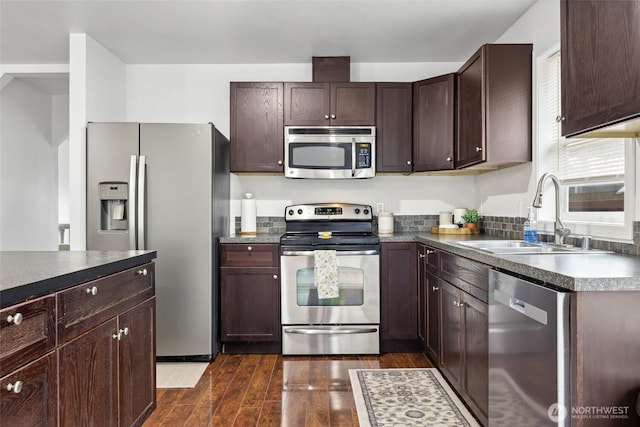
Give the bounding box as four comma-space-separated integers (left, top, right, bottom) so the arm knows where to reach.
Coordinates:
86, 122, 229, 361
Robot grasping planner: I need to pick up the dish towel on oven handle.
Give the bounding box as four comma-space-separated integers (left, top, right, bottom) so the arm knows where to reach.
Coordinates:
314, 250, 339, 299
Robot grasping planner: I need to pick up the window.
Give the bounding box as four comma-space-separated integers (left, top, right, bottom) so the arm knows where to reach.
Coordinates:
537, 48, 635, 241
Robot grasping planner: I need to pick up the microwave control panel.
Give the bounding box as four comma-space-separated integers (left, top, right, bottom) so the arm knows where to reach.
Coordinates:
356, 143, 372, 168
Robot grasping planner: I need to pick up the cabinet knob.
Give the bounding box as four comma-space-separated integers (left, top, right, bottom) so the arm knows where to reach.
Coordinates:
555, 115, 566, 123
6, 313, 23, 325
330, 114, 336, 119
475, 147, 482, 152
6, 381, 23, 394
446, 157, 452, 162
112, 327, 129, 341
426, 250, 435, 254
459, 302, 465, 308
247, 246, 252, 251
419, 253, 425, 259
406, 160, 411, 165
432, 286, 439, 291
136, 268, 148, 276
453, 301, 459, 307
278, 160, 283, 165
86, 286, 98, 296
272, 275, 278, 280
324, 114, 330, 120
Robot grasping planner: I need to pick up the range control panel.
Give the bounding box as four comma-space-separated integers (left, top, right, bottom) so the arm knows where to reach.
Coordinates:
284, 203, 372, 221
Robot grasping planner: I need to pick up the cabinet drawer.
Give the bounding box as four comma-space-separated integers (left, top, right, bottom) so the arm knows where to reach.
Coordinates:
439, 252, 489, 299
221, 243, 279, 267
57, 262, 154, 343
0, 351, 57, 426
0, 296, 56, 377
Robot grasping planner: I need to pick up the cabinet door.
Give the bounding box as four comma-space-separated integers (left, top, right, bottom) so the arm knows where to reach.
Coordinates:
462, 292, 488, 422
417, 246, 427, 349
561, 0, 640, 136
230, 82, 284, 172
413, 74, 456, 171
119, 298, 156, 427
0, 351, 57, 426
439, 281, 463, 388
221, 267, 280, 341
284, 82, 330, 126
456, 48, 485, 168
59, 319, 118, 426
426, 272, 440, 365
330, 82, 376, 126
376, 83, 413, 172
380, 242, 418, 343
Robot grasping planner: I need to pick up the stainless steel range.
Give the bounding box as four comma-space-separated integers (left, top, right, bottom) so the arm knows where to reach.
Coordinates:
280, 203, 380, 355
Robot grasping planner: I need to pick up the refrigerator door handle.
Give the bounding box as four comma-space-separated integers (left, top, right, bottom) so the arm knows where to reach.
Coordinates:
129, 155, 138, 250
137, 155, 147, 250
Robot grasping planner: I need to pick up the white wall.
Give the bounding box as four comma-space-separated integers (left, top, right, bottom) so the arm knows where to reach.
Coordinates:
125, 61, 479, 232
68, 34, 126, 249
0, 79, 59, 250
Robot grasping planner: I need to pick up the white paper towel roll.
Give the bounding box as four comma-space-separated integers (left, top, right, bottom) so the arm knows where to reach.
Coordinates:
241, 193, 257, 235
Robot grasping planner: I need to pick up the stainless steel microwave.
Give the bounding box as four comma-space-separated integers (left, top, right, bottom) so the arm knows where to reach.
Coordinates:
284, 126, 376, 179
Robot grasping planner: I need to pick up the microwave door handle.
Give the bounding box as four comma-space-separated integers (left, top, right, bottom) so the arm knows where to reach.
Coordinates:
351, 141, 356, 177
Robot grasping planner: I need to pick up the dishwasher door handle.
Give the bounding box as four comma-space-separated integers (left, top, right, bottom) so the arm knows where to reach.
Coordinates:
494, 288, 548, 325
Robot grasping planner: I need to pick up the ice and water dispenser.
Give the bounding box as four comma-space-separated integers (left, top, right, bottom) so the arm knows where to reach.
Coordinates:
99, 183, 128, 231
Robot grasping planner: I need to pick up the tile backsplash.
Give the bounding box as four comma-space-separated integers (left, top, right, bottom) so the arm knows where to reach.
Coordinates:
233, 215, 640, 256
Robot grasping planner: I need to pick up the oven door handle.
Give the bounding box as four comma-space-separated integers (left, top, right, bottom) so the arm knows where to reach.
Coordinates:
351, 141, 357, 177
283, 327, 378, 335
281, 250, 378, 256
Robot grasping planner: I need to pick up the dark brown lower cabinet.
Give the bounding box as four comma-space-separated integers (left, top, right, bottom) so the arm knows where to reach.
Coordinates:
0, 351, 57, 426
380, 242, 419, 352
439, 279, 488, 426
59, 297, 156, 427
220, 267, 280, 342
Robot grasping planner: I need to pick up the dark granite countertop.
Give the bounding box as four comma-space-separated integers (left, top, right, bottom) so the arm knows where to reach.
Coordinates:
220, 232, 640, 292
0, 250, 157, 308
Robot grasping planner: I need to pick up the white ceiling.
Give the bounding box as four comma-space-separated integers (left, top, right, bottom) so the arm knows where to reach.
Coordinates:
1, 0, 537, 66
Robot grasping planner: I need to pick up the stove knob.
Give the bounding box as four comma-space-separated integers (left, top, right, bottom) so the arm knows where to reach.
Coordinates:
288, 209, 294, 216
354, 208, 360, 214
297, 209, 303, 215
363, 209, 369, 215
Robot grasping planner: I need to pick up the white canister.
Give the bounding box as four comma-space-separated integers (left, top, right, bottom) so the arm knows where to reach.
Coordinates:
453, 208, 468, 225
240, 193, 257, 236
439, 211, 453, 226
378, 212, 394, 235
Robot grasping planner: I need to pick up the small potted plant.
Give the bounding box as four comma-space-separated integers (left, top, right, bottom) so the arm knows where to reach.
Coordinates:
462, 209, 482, 229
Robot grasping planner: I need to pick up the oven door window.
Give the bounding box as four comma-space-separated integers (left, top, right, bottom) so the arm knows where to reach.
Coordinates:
295, 266, 364, 306
289, 143, 351, 169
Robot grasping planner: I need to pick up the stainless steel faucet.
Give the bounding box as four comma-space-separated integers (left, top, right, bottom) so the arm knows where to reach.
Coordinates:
532, 172, 571, 245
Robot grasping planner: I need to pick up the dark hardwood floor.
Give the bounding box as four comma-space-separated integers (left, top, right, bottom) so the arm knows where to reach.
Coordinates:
143, 352, 432, 426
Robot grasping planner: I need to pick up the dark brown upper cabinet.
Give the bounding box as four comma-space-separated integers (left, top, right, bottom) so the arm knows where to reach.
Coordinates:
456, 44, 532, 169
376, 82, 413, 173
413, 74, 456, 172
284, 82, 376, 126
230, 82, 284, 173
560, 0, 640, 137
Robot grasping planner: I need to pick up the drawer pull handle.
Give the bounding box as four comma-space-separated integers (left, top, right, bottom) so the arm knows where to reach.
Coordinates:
6, 313, 23, 325
6, 381, 23, 394
247, 246, 252, 251
136, 268, 148, 276
86, 286, 98, 296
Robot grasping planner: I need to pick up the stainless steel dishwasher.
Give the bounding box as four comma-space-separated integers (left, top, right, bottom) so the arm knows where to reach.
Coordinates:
489, 270, 570, 426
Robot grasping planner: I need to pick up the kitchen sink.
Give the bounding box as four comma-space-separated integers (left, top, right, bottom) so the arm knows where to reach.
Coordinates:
455, 240, 610, 254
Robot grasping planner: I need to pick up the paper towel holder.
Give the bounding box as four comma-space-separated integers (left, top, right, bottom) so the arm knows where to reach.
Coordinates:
240, 192, 257, 237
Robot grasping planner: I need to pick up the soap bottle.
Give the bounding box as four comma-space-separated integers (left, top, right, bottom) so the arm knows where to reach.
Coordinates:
523, 207, 538, 243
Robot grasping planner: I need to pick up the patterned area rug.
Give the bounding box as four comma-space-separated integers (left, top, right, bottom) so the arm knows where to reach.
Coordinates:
349, 368, 481, 426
